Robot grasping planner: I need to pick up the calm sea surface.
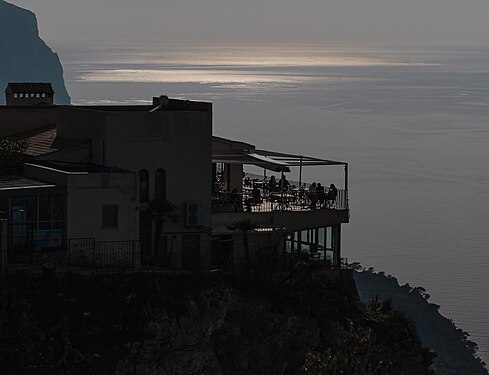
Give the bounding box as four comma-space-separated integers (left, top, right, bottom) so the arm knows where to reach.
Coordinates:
53, 41, 489, 362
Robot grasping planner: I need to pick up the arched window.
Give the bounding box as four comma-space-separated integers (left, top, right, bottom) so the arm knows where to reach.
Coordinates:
155, 169, 166, 201
139, 169, 149, 202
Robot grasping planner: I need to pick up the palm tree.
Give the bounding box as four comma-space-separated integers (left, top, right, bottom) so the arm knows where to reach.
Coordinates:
146, 198, 178, 259
229, 218, 258, 274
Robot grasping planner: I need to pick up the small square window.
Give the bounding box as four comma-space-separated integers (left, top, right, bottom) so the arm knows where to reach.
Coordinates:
19, 93, 24, 98
36, 93, 40, 98
25, 93, 29, 98
13, 93, 18, 98
41, 93, 46, 98
30, 93, 35, 98
102, 205, 119, 228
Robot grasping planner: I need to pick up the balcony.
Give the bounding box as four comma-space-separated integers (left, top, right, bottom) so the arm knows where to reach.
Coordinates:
212, 137, 350, 231
212, 185, 348, 214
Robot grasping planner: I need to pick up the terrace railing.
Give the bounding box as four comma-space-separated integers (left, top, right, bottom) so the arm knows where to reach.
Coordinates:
212, 188, 348, 214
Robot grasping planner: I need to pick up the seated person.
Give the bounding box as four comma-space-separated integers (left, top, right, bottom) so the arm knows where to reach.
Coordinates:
245, 185, 262, 212
268, 176, 278, 192
229, 188, 242, 212
326, 183, 338, 207
316, 183, 325, 207
279, 175, 290, 190
307, 182, 317, 209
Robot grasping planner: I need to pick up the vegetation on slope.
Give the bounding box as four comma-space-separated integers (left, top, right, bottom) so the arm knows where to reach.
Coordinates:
0, 271, 435, 374
354, 267, 488, 375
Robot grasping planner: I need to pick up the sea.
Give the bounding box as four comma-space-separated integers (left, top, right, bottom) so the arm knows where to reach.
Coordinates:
52, 40, 489, 362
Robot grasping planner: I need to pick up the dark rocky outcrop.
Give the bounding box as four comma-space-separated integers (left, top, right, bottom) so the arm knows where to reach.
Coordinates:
354, 269, 488, 375
0, 272, 435, 374
0, 1, 70, 104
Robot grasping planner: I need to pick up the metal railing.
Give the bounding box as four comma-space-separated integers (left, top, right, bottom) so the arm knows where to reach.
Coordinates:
3, 236, 349, 276
5, 238, 140, 274
212, 188, 348, 213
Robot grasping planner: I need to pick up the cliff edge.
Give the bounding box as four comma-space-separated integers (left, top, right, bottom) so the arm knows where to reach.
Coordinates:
0, 272, 435, 374
354, 269, 488, 375
0, 1, 70, 104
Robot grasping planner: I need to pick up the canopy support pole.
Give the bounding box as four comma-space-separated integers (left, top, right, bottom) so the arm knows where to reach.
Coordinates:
299, 156, 303, 188
344, 163, 349, 208
281, 169, 285, 210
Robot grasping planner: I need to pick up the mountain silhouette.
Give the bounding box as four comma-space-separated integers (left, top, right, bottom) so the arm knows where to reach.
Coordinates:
0, 1, 70, 104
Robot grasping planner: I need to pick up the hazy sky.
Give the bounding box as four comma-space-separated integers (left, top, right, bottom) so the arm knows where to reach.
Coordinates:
6, 0, 489, 45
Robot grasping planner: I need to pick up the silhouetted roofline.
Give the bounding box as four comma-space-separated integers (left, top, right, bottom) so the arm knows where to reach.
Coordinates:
5, 82, 54, 94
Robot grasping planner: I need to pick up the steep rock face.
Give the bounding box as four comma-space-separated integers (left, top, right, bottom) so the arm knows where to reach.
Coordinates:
0, 1, 70, 104
354, 270, 488, 375
1, 273, 435, 375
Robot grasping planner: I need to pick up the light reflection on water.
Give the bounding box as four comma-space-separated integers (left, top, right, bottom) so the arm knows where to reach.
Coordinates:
79, 68, 316, 84
54, 41, 489, 362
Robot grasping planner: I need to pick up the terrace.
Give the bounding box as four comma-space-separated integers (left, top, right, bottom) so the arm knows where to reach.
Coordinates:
212, 143, 349, 215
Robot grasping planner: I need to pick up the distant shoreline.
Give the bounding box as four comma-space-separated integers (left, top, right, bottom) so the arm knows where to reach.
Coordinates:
354, 268, 487, 374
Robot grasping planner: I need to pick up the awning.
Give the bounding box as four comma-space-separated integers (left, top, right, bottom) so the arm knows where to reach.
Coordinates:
245, 153, 290, 172
212, 152, 290, 172
212, 135, 346, 171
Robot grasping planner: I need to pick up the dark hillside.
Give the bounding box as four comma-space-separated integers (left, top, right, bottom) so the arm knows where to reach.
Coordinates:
0, 272, 435, 374
355, 269, 488, 375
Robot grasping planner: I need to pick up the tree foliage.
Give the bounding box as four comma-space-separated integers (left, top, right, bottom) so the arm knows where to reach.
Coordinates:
0, 138, 28, 175
228, 218, 259, 274
146, 198, 179, 256
304, 295, 436, 375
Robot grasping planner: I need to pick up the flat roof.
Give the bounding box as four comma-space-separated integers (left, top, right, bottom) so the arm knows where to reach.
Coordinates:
59, 97, 211, 113
28, 161, 132, 174
0, 176, 57, 191
0, 97, 211, 113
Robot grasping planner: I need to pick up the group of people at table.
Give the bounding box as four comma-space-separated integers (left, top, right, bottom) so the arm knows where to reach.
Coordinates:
239, 175, 338, 211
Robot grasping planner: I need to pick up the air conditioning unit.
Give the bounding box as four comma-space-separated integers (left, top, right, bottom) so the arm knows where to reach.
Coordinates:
186, 202, 203, 227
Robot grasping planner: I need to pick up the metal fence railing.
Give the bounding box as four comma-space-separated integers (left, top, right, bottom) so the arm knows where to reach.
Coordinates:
212, 188, 348, 213
5, 238, 140, 274
2, 236, 349, 277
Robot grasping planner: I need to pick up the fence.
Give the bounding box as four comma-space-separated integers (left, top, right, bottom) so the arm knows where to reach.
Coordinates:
2, 235, 349, 277
5, 238, 140, 274
212, 188, 348, 213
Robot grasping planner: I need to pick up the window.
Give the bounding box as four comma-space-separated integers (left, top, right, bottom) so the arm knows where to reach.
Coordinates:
155, 169, 166, 200
25, 93, 28, 98
19, 93, 24, 98
102, 205, 118, 228
13, 93, 18, 98
139, 169, 149, 202
36, 93, 40, 98
30, 93, 35, 98
41, 93, 46, 98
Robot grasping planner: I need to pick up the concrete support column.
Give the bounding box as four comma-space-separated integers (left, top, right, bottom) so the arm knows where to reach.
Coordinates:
0, 218, 8, 276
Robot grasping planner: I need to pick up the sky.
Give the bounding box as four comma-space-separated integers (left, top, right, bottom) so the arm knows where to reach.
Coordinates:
6, 0, 489, 45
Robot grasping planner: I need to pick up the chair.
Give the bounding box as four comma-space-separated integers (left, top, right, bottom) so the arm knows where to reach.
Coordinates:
326, 190, 337, 209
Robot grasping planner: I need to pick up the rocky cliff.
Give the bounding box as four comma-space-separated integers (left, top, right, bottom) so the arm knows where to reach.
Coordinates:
354, 269, 488, 375
1, 272, 435, 374
0, 1, 70, 104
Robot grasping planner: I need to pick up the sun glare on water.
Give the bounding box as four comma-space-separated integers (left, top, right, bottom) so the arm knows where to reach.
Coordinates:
76, 43, 435, 85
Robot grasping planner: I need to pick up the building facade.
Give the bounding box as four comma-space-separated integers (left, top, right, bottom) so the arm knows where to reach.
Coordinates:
0, 84, 349, 274
5, 83, 54, 106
